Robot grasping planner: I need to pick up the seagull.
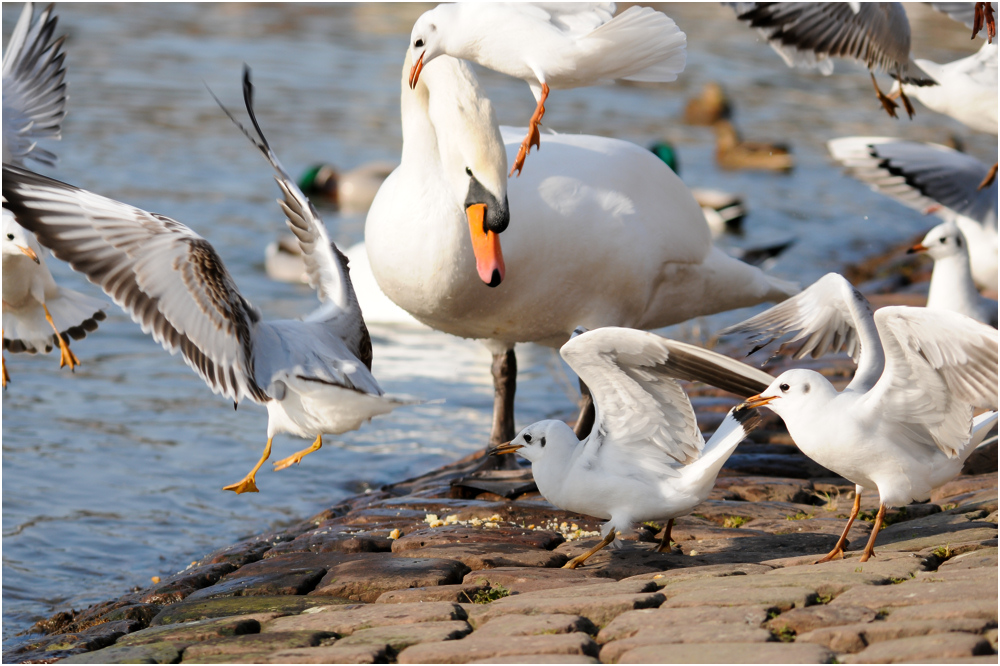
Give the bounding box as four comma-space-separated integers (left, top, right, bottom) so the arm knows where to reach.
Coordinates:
407, 2, 687, 176
2, 1, 107, 387
367, 53, 798, 456
1, 68, 413, 494
908, 220, 998, 327
489, 327, 768, 569
724, 273, 999, 562
826, 136, 998, 290
727, 2, 934, 118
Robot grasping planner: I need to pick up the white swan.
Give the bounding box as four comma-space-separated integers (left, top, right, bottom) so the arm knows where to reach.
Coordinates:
365, 53, 798, 448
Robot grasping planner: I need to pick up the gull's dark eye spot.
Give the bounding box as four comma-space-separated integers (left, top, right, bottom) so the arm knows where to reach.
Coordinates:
415, 38, 424, 48
940, 237, 947, 244
803, 384, 810, 394
779, 383, 790, 392
956, 236, 962, 247
523, 433, 532, 443
540, 437, 546, 448
6, 234, 13, 240
465, 167, 473, 176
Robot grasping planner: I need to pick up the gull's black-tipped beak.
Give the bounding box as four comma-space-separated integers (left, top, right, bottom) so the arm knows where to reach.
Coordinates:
907, 243, 928, 255
18, 245, 39, 263
737, 394, 776, 410
487, 441, 523, 456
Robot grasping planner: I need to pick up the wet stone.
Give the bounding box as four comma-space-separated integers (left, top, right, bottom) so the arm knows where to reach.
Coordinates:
600, 624, 774, 663
391, 525, 564, 552
397, 543, 568, 569
181, 631, 328, 659
336, 620, 472, 651
115, 614, 268, 646
60, 641, 184, 664
137, 562, 237, 605
264, 644, 388, 663
309, 555, 470, 602
195, 533, 291, 567
598, 606, 770, 643
473, 613, 597, 638
766, 604, 877, 635
263, 601, 467, 636
841, 632, 994, 663
397, 632, 600, 663
376, 583, 489, 604
184, 561, 328, 601
331, 507, 430, 528
461, 566, 599, 594
266, 525, 395, 557
151, 595, 355, 626
615, 641, 836, 664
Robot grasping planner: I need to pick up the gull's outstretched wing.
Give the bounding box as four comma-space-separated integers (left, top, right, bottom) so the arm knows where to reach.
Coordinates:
728, 2, 928, 82
210, 67, 361, 320
864, 306, 999, 457
2, 2, 66, 167
2, 164, 268, 404
827, 137, 998, 229
561, 328, 766, 473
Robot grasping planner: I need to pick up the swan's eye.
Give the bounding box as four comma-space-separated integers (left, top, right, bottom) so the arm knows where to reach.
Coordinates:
465, 167, 473, 176
779, 383, 790, 392
539, 437, 546, 448
415, 38, 424, 48
6, 234, 13, 240
523, 433, 532, 443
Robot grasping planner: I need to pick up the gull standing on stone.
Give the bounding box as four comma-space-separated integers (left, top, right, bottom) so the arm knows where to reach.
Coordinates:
490, 327, 769, 569
727, 3, 934, 118
908, 220, 998, 327
407, 2, 687, 176
2, 2, 107, 387
2, 69, 413, 493
725, 273, 999, 562
827, 136, 998, 290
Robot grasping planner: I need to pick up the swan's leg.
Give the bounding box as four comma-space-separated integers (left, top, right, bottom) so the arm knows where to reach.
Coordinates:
273, 434, 323, 471
871, 73, 898, 119
815, 489, 862, 563
978, 162, 997, 190
43, 303, 81, 371
655, 519, 676, 553
858, 503, 886, 563
564, 531, 616, 569
510, 83, 549, 178
477, 348, 520, 471
223, 437, 272, 494
573, 379, 595, 439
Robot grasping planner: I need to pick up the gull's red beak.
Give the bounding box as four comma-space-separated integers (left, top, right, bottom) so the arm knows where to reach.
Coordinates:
467, 203, 505, 287
18, 245, 39, 263
487, 441, 522, 456
738, 394, 776, 410
907, 243, 928, 254
409, 52, 424, 90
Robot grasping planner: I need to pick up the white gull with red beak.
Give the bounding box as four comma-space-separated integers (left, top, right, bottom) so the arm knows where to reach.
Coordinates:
727, 273, 998, 563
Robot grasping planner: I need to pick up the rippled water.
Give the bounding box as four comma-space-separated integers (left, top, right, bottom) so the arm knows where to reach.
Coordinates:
2, 2, 995, 646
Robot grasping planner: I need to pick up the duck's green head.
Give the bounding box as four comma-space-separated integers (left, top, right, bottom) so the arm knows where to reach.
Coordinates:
649, 141, 679, 174
298, 164, 339, 202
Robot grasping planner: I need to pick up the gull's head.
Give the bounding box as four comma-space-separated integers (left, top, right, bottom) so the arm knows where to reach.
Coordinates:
909, 221, 968, 262
2, 213, 39, 263
739, 369, 832, 417
408, 5, 453, 90
489, 420, 575, 464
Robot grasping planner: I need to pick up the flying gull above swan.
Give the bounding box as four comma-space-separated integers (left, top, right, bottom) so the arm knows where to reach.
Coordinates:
2, 68, 413, 493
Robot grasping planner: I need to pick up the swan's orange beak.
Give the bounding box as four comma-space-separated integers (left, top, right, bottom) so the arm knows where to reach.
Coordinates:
467, 203, 505, 288
738, 394, 776, 410
18, 245, 39, 263
408, 52, 424, 90
907, 243, 928, 254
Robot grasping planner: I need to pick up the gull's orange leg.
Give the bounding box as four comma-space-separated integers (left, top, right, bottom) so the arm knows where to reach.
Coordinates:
815, 491, 862, 563
978, 162, 997, 190
871, 73, 899, 119
858, 503, 887, 563
655, 518, 676, 553
510, 83, 550, 178
974, 2, 996, 43
563, 530, 615, 569
224, 437, 272, 494
42, 304, 80, 371
273, 434, 323, 471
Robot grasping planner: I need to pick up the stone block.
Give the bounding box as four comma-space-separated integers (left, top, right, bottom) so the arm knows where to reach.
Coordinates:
263, 601, 466, 636
709, 476, 816, 504
310, 555, 470, 602
392, 525, 564, 552
264, 644, 387, 663
137, 563, 237, 605
181, 631, 327, 659
841, 632, 993, 663
265, 527, 394, 557
763, 552, 928, 578
376, 584, 489, 604
336, 620, 472, 651
883, 599, 997, 623
185, 554, 336, 601
830, 579, 997, 610
397, 632, 599, 663
931, 473, 997, 503
601, 624, 773, 662
623, 563, 774, 586
511, 580, 659, 599
766, 604, 876, 635
399, 543, 567, 569
599, 606, 769, 643
60, 641, 183, 664
614, 641, 835, 663
470, 657, 599, 664
473, 613, 597, 638
151, 595, 354, 626
461, 567, 598, 594
116, 614, 270, 646
467, 592, 665, 629
660, 584, 815, 611
799, 618, 997, 653
938, 548, 998, 571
